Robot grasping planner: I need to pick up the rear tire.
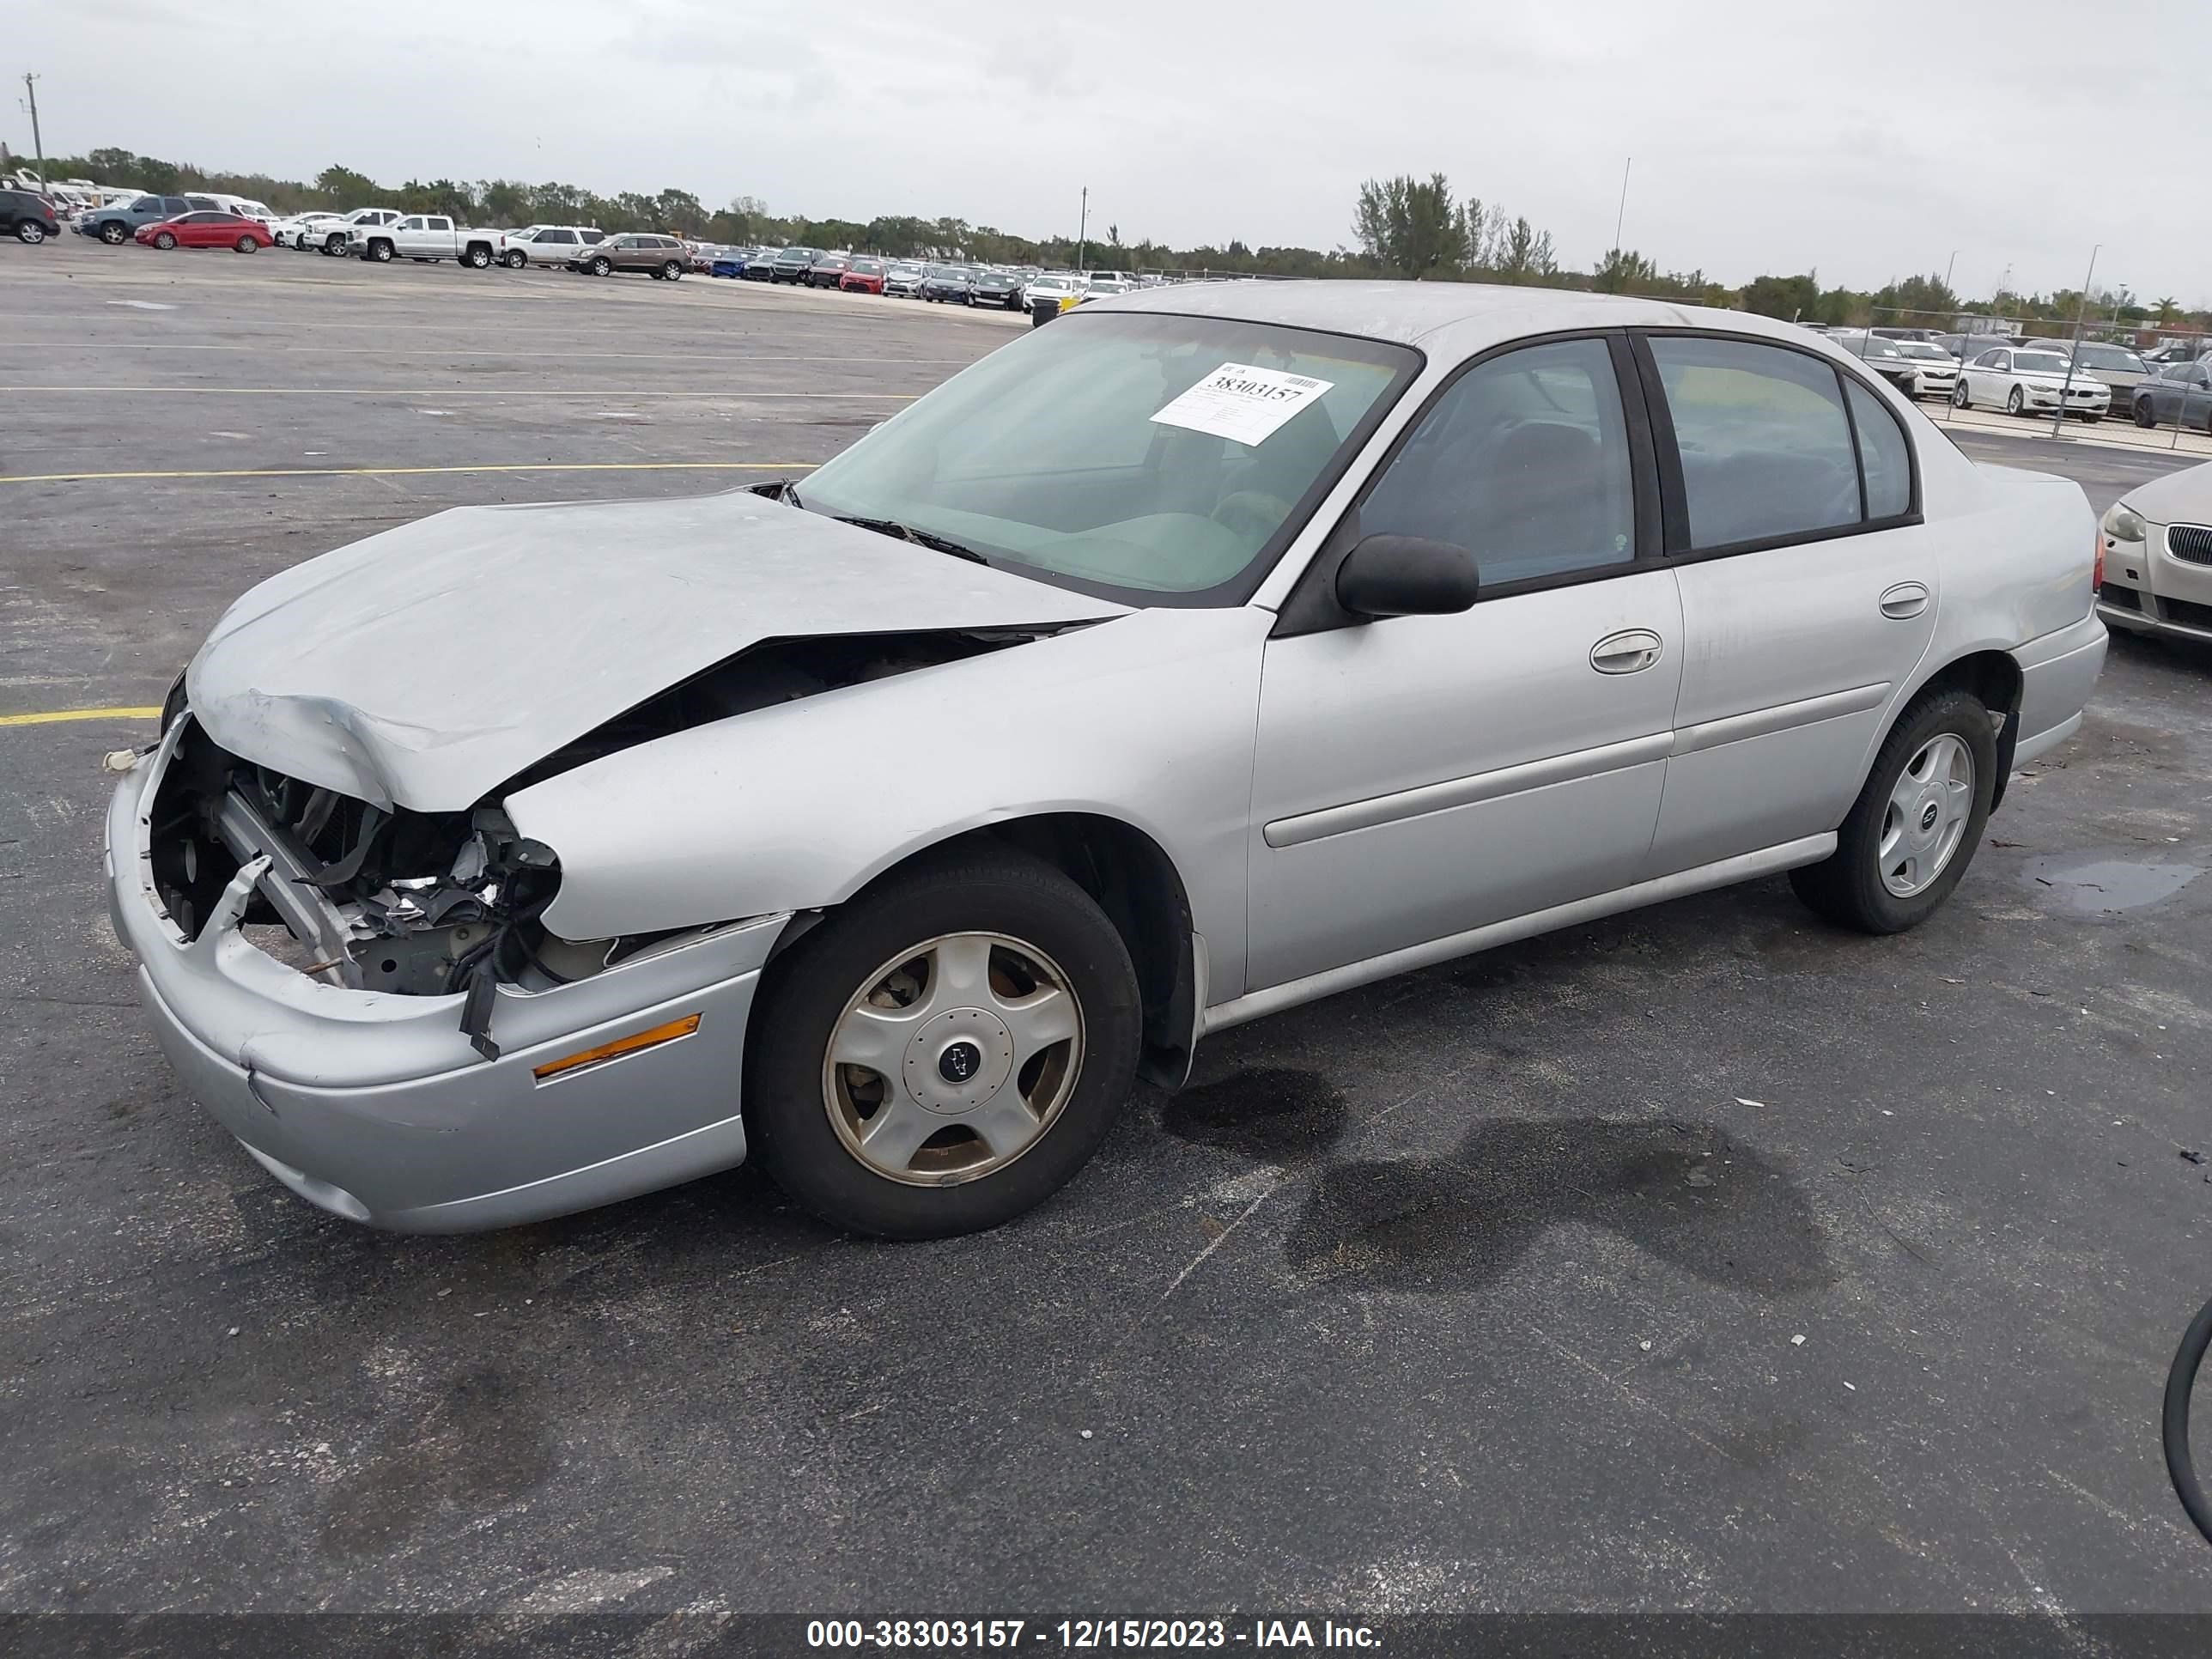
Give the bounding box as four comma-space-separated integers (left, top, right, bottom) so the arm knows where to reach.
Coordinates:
661, 260, 684, 281
464, 245, 491, 269
745, 848, 1140, 1239
1789, 686, 1998, 935
16, 221, 45, 244
234, 235, 258, 253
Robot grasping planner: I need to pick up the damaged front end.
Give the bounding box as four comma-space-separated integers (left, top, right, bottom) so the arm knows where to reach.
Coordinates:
150, 719, 582, 1059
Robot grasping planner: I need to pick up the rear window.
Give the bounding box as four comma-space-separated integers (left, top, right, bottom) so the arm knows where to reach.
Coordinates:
1649, 337, 1865, 550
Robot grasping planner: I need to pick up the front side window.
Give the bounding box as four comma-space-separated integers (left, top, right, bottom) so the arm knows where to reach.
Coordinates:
796, 311, 1418, 604
1649, 337, 1861, 550
1358, 337, 1636, 587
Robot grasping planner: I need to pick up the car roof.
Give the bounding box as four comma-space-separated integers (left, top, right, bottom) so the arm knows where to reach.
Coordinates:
1099, 279, 1802, 353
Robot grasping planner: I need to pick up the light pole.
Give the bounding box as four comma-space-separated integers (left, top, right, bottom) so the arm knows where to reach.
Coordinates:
21, 73, 43, 173
2050, 244, 2100, 439
1075, 186, 1088, 275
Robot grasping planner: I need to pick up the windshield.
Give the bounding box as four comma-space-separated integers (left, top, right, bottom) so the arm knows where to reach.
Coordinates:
1855, 338, 1901, 358
1895, 343, 1947, 361
2015, 352, 2070, 374
2075, 345, 2143, 371
795, 312, 1418, 605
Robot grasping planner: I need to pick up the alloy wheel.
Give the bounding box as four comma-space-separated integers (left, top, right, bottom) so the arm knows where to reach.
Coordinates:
1878, 733, 1974, 898
822, 931, 1084, 1187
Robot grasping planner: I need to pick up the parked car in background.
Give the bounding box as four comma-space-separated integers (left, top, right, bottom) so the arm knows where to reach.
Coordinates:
1890, 340, 1959, 400
2129, 360, 2212, 432
75, 192, 222, 245
319, 208, 403, 255
499, 225, 603, 268
270, 210, 346, 249
921, 265, 974, 303
136, 210, 275, 252
709, 246, 753, 278
212, 198, 277, 226
1936, 331, 2017, 362
2096, 460, 2212, 643
741, 249, 780, 281
1832, 332, 1923, 397
112, 285, 2104, 1238
1, 187, 61, 243
807, 252, 851, 289
347, 214, 501, 268
1952, 345, 2109, 420
769, 246, 820, 283
969, 270, 1024, 310
569, 232, 692, 279
1022, 273, 1083, 314
2053, 341, 2151, 405
1079, 277, 1134, 303
839, 256, 888, 295
884, 262, 927, 297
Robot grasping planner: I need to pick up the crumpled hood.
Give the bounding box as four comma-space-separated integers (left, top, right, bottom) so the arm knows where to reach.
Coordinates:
188, 490, 1124, 811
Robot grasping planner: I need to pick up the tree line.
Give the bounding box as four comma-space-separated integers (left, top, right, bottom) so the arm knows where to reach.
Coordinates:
18, 145, 2200, 334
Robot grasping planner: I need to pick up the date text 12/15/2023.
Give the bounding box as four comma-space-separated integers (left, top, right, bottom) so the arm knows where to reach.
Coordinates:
805, 1618, 1382, 1649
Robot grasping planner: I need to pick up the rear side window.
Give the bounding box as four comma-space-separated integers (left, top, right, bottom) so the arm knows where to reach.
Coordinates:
1648, 337, 1861, 550
1359, 337, 1637, 587
1845, 380, 1911, 520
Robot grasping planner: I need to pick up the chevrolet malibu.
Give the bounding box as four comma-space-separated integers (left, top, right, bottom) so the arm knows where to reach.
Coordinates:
106, 284, 2107, 1239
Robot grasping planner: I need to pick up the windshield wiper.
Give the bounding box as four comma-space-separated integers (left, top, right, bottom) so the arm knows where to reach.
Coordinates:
830, 514, 989, 565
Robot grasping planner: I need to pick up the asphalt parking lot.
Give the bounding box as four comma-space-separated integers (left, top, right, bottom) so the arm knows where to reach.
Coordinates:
7, 241, 2212, 1632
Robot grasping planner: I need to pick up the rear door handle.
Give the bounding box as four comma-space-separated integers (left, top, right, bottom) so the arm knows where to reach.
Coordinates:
1880, 581, 1929, 620
1590, 629, 1664, 674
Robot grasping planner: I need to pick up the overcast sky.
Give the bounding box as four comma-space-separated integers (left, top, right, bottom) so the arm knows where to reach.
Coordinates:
10, 0, 2205, 303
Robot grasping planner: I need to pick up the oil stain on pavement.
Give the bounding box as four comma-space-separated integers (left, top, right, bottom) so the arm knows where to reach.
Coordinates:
1161, 1070, 1832, 1299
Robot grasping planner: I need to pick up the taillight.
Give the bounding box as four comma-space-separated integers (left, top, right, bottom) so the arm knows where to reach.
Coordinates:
2094, 532, 2106, 592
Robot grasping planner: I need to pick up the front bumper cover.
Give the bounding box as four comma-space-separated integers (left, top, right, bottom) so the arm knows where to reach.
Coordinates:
105, 721, 783, 1231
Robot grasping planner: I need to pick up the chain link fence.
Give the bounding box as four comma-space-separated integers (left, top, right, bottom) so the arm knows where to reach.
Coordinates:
1813, 304, 2212, 456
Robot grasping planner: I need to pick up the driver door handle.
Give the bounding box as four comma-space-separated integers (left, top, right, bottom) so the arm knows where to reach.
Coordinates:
1880, 581, 1929, 620
1590, 629, 1664, 674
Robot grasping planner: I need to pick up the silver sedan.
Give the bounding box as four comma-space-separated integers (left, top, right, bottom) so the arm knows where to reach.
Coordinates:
106, 283, 2106, 1237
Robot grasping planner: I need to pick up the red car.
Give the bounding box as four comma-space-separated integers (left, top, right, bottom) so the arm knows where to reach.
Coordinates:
838, 256, 888, 295
135, 210, 274, 252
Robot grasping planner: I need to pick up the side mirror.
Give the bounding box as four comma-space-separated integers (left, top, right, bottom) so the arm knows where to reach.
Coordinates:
1335, 534, 1480, 620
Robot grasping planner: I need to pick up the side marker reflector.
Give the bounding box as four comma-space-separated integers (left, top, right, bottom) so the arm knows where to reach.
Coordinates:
532, 1013, 702, 1082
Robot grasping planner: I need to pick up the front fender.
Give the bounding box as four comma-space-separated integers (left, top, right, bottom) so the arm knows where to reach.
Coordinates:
507, 605, 1271, 1002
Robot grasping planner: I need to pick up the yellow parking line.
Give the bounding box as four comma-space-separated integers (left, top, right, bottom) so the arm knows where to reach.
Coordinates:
0, 706, 163, 727
0, 386, 916, 399
0, 461, 820, 484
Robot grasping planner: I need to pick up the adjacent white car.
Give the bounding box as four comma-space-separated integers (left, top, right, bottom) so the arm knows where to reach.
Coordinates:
1953, 345, 2110, 421
2095, 460, 2212, 644
346, 214, 501, 268
270, 210, 346, 250
109, 283, 2106, 1239
317, 207, 402, 255
1890, 340, 1959, 401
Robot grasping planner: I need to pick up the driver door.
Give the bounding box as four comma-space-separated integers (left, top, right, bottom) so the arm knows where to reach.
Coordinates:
1245, 334, 1682, 991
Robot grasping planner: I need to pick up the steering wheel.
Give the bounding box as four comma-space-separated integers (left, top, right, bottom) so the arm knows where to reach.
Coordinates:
1211, 490, 1290, 544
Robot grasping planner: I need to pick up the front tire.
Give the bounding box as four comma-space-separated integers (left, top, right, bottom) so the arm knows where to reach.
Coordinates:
745, 848, 1140, 1239
503, 249, 526, 269
589, 255, 611, 276
2136, 396, 2156, 428
100, 220, 127, 245
1952, 380, 1971, 410
1789, 687, 1997, 934
366, 239, 393, 263
2006, 386, 2025, 416
153, 231, 177, 250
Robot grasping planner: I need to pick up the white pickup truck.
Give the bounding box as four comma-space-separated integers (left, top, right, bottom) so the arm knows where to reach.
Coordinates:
347, 213, 501, 269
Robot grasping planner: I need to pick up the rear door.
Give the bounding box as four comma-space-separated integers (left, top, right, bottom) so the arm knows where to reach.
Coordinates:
532, 228, 574, 264
1246, 333, 1682, 990
1637, 332, 1936, 872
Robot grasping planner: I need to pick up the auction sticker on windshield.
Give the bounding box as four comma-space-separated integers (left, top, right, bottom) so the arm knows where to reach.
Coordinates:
1150, 362, 1335, 447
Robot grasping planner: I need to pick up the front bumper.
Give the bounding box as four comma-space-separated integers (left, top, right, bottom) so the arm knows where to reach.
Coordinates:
104, 722, 782, 1231
2098, 522, 2212, 643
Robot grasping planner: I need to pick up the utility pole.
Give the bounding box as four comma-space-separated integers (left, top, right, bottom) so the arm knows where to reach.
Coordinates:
1943, 248, 1959, 293
1612, 155, 1631, 257
1075, 185, 1088, 274
2050, 244, 2099, 439
21, 73, 43, 173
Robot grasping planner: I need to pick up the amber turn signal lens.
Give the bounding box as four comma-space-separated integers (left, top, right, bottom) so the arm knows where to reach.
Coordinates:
532, 1013, 701, 1081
